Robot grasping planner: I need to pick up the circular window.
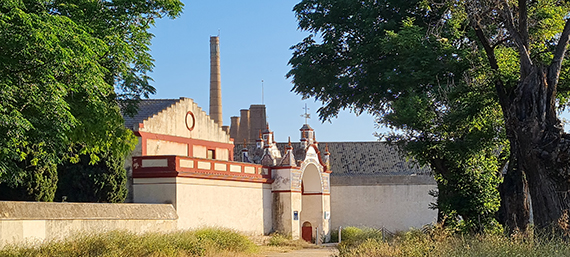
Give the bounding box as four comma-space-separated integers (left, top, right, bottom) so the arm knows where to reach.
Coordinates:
185, 111, 195, 131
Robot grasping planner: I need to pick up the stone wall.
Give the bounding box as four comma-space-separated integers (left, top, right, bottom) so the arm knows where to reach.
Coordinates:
0, 201, 177, 247
330, 175, 437, 232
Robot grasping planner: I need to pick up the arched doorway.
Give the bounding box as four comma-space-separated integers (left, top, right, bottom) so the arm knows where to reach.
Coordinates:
301, 163, 323, 243
302, 221, 312, 242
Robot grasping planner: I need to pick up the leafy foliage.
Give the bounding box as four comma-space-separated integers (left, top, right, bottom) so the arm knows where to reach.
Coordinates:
290, 0, 570, 231
55, 153, 128, 203
288, 0, 505, 232
0, 0, 182, 201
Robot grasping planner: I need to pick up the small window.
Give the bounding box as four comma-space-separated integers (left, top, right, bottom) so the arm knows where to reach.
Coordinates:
207, 149, 215, 159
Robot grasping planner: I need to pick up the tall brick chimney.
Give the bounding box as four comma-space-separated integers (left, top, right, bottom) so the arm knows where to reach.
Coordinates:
209, 36, 222, 126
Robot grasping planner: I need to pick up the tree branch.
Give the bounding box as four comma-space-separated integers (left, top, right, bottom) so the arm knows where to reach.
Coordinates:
548, 19, 570, 87
471, 22, 510, 111
518, 0, 529, 51
499, 0, 532, 76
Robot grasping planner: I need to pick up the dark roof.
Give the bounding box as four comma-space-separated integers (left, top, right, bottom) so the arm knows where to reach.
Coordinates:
233, 141, 430, 176
123, 99, 181, 130
321, 142, 430, 176
300, 124, 313, 130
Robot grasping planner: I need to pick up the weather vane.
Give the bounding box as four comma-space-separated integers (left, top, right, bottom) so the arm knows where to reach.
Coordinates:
301, 103, 310, 124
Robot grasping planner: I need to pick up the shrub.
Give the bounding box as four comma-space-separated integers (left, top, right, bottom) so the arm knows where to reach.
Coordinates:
339, 227, 384, 248
267, 233, 310, 248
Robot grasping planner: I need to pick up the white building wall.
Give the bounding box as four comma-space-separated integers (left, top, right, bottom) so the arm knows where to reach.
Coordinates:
139, 98, 231, 144
133, 177, 272, 235
330, 175, 437, 232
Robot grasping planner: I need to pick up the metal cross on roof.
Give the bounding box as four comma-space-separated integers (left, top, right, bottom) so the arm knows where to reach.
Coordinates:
301, 103, 310, 124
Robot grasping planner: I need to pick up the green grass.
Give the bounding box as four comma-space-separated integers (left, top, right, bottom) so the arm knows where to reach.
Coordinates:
336, 226, 570, 257
0, 228, 258, 257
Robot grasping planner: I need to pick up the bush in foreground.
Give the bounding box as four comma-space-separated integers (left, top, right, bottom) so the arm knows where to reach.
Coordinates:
0, 228, 257, 257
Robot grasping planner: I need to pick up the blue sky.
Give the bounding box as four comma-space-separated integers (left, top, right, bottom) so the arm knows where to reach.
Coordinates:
148, 0, 382, 142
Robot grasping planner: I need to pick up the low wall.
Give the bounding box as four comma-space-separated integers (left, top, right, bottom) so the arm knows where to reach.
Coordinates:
330, 175, 437, 232
0, 201, 177, 247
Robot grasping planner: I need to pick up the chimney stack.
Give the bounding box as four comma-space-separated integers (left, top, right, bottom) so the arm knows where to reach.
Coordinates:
209, 36, 222, 126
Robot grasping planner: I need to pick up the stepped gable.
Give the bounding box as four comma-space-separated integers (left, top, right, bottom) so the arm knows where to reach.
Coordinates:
123, 99, 181, 130
233, 141, 429, 175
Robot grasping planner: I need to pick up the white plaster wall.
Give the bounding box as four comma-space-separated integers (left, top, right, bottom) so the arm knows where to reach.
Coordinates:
322, 194, 331, 241
272, 169, 293, 191
133, 177, 177, 206
140, 98, 231, 144
146, 139, 188, 156
0, 202, 177, 247
193, 145, 207, 158
134, 177, 272, 236
215, 148, 229, 161
330, 184, 437, 232
133, 177, 261, 232
301, 195, 323, 240
173, 177, 272, 235
0, 219, 177, 247
271, 191, 303, 238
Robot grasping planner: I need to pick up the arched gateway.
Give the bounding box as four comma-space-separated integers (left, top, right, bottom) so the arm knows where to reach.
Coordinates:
258, 124, 332, 242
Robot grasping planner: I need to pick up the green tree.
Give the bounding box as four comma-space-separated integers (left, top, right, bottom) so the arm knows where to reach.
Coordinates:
288, 0, 506, 232
0, 0, 182, 201
56, 153, 128, 203
288, 0, 570, 231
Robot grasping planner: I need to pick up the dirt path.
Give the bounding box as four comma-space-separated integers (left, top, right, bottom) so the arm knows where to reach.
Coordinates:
261, 244, 338, 257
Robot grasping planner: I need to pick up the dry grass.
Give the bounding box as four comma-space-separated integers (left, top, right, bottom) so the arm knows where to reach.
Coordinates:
336, 226, 570, 257
0, 228, 258, 257
256, 233, 314, 254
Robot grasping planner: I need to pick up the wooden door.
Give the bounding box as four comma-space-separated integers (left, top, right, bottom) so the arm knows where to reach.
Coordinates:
302, 221, 312, 242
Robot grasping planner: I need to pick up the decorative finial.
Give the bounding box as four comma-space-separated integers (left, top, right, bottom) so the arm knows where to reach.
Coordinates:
259, 130, 262, 139
301, 103, 310, 124
288, 137, 292, 147
325, 143, 330, 154
243, 139, 247, 148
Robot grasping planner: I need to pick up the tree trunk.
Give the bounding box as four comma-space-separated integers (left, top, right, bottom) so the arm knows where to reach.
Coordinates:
506, 66, 570, 229
497, 157, 530, 232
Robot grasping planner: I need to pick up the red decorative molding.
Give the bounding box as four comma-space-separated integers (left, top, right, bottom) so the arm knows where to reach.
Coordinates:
185, 111, 196, 131
272, 190, 302, 193
309, 144, 332, 173
132, 156, 271, 184
302, 192, 330, 196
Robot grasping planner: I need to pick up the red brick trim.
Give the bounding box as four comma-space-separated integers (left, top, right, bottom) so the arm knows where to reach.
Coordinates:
302, 192, 330, 196
272, 190, 302, 193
